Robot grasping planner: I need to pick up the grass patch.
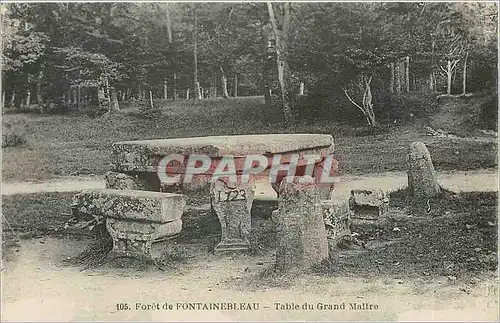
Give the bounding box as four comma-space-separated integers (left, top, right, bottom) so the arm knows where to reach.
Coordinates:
2, 192, 76, 238
1, 192, 87, 259
2, 96, 496, 181
1, 232, 20, 261
64, 234, 113, 269
2, 115, 28, 148
431, 94, 498, 137
314, 191, 498, 278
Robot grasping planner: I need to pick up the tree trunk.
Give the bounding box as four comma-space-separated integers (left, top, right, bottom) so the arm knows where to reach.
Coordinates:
363, 76, 376, 125
165, 3, 172, 44
343, 75, 376, 126
110, 87, 120, 111
36, 70, 43, 105
395, 59, 402, 93
10, 90, 16, 109
165, 3, 173, 103
299, 82, 304, 96
163, 78, 168, 100
149, 90, 154, 109
233, 73, 238, 97
390, 62, 395, 93
462, 51, 468, 96
173, 73, 177, 101
26, 89, 31, 107
186, 88, 190, 100
72, 88, 77, 106
66, 88, 71, 105
446, 59, 452, 95
192, 4, 200, 102
429, 71, 434, 92
267, 2, 294, 124
77, 86, 81, 109
262, 25, 272, 109
405, 56, 410, 92
430, 38, 436, 92
262, 57, 271, 108
211, 72, 217, 98
220, 66, 229, 98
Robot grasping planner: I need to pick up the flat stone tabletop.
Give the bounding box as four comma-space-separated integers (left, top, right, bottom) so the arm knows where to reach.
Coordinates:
113, 134, 334, 157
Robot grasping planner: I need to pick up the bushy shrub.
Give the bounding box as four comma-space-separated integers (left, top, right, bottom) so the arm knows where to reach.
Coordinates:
479, 92, 498, 130
4, 102, 72, 115
373, 91, 439, 123
2, 131, 26, 148
137, 100, 161, 119
295, 92, 367, 125
2, 121, 27, 148
83, 104, 108, 118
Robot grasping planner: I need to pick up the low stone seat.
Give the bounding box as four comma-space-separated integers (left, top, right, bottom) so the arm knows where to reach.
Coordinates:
349, 188, 389, 223
321, 198, 352, 249
72, 189, 186, 260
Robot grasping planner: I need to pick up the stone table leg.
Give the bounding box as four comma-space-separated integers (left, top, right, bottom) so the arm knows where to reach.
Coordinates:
210, 177, 255, 253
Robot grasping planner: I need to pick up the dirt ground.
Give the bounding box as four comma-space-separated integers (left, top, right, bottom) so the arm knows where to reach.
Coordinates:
1, 169, 499, 321
2, 168, 498, 198
1, 237, 498, 322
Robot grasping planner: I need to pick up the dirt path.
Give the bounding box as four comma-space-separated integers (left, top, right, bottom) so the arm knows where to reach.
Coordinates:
1, 176, 105, 196
1, 238, 498, 321
1, 169, 498, 198
2, 169, 498, 321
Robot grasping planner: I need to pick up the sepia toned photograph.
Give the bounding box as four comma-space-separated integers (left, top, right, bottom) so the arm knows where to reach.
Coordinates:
1, 1, 498, 321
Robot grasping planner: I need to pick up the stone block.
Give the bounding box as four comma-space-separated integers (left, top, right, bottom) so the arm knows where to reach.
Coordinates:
112, 134, 334, 172
407, 141, 441, 202
106, 218, 182, 260
72, 189, 186, 223
349, 188, 389, 220
321, 199, 352, 248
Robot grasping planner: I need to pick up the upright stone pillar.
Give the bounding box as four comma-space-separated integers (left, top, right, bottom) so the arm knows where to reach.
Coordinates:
321, 198, 352, 251
274, 177, 329, 273
407, 142, 441, 202
210, 177, 255, 253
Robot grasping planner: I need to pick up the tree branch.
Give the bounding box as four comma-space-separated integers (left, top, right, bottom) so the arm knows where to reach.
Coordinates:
343, 87, 366, 116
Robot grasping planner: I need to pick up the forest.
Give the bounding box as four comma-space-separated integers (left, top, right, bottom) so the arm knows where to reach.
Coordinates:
1, 2, 498, 125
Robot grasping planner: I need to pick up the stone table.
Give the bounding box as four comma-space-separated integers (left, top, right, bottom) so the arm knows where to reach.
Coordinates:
108, 134, 335, 253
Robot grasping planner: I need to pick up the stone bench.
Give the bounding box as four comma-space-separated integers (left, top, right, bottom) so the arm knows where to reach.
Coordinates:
349, 188, 390, 225
106, 134, 335, 253
72, 189, 186, 260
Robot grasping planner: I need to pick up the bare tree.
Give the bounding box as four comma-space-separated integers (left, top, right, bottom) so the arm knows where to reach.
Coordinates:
342, 75, 376, 126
